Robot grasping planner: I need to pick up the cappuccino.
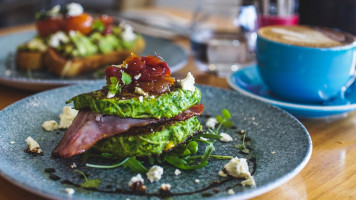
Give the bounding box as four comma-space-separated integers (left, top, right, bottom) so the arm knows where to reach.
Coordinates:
258, 25, 355, 48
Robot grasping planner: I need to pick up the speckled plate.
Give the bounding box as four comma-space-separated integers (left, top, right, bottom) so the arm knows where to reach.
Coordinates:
0, 30, 187, 91
0, 83, 312, 200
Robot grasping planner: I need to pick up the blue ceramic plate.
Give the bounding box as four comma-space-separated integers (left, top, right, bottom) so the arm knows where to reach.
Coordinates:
0, 83, 312, 200
0, 30, 187, 91
228, 65, 356, 118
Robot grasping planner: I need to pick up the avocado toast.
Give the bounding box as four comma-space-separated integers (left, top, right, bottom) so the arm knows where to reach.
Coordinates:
53, 54, 204, 158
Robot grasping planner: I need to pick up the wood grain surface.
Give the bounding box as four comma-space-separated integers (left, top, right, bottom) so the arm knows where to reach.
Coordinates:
1, 24, 356, 200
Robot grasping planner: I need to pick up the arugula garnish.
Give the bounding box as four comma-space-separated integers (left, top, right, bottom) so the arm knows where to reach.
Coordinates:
121, 71, 132, 85
92, 20, 105, 32
215, 109, 233, 133
74, 170, 101, 189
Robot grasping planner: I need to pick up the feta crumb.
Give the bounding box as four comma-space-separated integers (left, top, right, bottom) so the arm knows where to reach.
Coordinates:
200, 136, 208, 141
49, 32, 69, 48
65, 188, 75, 195
195, 179, 200, 183
218, 170, 228, 177
71, 162, 77, 169
134, 87, 149, 96
174, 169, 181, 176
10, 141, 15, 144
59, 106, 78, 129
25, 137, 43, 154
219, 133, 233, 142
66, 2, 83, 17
129, 174, 146, 192
138, 96, 144, 103
160, 183, 171, 191
42, 120, 59, 131
150, 95, 155, 99
107, 91, 115, 98
48, 5, 61, 16
224, 157, 251, 179
147, 165, 163, 182
206, 118, 218, 129
179, 72, 195, 92
241, 176, 256, 187
271, 151, 276, 154
122, 24, 137, 42
134, 73, 142, 80
227, 188, 235, 195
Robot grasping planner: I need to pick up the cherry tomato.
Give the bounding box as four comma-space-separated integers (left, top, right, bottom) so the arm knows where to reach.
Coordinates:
36, 17, 63, 37
64, 13, 93, 35
99, 15, 113, 26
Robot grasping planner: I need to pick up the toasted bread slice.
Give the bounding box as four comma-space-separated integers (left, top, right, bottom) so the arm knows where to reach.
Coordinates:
16, 50, 44, 70
44, 37, 145, 77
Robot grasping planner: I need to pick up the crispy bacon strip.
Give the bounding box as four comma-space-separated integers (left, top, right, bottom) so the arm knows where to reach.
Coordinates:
52, 104, 204, 158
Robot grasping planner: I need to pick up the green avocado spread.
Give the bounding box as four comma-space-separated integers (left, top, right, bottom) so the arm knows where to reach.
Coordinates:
92, 117, 202, 158
67, 87, 201, 119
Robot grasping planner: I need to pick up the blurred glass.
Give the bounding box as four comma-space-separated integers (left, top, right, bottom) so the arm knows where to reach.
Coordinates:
190, 0, 257, 77
256, 0, 299, 28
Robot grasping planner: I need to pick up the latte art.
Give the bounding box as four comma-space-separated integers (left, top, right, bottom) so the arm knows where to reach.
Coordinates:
258, 26, 355, 48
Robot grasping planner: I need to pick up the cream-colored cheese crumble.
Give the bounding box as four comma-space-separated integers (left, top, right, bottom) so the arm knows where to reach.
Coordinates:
180, 72, 195, 92
222, 157, 256, 187
59, 106, 78, 129
147, 165, 164, 182
25, 137, 43, 154
42, 120, 59, 131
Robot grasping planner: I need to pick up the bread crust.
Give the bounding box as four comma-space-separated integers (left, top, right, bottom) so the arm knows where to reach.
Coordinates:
16, 50, 44, 70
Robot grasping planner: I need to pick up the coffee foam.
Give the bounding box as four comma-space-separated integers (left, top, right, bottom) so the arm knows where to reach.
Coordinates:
258, 26, 354, 47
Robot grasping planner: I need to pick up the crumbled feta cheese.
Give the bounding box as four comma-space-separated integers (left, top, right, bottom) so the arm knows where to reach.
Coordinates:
107, 91, 115, 98
174, 169, 181, 176
195, 179, 200, 183
48, 5, 61, 16
129, 174, 146, 192
138, 96, 144, 103
10, 141, 15, 144
134, 73, 142, 80
28, 38, 47, 52
69, 30, 77, 37
224, 157, 251, 179
49, 32, 69, 48
200, 136, 208, 141
227, 188, 235, 195
59, 106, 78, 129
65, 188, 75, 195
122, 24, 137, 42
134, 87, 149, 96
218, 170, 228, 177
160, 183, 171, 191
150, 95, 155, 99
71, 162, 77, 169
219, 133, 233, 142
241, 176, 256, 187
42, 120, 59, 131
66, 3, 83, 17
147, 165, 163, 182
25, 137, 43, 154
272, 151, 276, 154
206, 118, 218, 129
179, 72, 195, 92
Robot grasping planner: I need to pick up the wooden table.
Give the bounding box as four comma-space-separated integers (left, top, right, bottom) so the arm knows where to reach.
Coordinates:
1, 25, 356, 200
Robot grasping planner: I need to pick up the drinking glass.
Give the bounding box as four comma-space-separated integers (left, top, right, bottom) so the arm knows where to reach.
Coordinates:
190, 0, 257, 77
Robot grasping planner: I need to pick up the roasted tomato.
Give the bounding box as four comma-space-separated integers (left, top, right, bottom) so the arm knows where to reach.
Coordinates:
105, 54, 175, 94
64, 13, 93, 35
99, 15, 114, 35
36, 17, 63, 37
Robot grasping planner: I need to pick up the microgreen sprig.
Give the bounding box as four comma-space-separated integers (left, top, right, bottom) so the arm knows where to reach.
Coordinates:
74, 170, 101, 189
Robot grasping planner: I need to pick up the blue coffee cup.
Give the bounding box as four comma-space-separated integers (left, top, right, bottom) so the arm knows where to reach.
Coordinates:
257, 26, 356, 103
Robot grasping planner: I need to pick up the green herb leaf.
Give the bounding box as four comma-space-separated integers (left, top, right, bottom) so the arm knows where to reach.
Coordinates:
121, 71, 132, 85
108, 77, 121, 95
122, 157, 148, 173
92, 20, 105, 32
74, 170, 101, 189
199, 134, 222, 139
216, 115, 223, 123
223, 120, 233, 128
222, 109, 231, 119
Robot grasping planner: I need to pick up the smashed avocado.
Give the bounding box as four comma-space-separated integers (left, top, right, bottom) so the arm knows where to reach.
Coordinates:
17, 37, 47, 52
67, 87, 201, 119
92, 117, 202, 158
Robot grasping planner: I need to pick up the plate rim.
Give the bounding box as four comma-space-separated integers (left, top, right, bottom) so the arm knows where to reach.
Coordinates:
0, 83, 312, 200
227, 66, 356, 112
